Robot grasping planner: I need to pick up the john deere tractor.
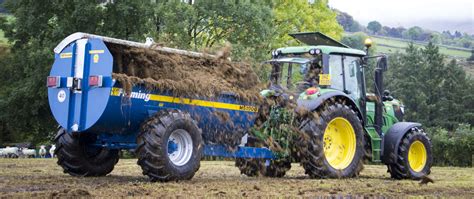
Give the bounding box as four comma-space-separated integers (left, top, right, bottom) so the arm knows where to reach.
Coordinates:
237, 32, 432, 180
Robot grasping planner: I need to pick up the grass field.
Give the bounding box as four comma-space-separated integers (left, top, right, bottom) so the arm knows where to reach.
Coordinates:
0, 29, 6, 45
0, 159, 472, 198
372, 36, 471, 59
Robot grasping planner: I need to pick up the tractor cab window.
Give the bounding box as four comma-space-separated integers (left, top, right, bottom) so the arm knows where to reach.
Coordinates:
328, 54, 361, 100
270, 62, 304, 91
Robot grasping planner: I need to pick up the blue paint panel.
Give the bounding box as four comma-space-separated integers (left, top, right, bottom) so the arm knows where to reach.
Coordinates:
83, 39, 113, 130
48, 45, 74, 129
204, 145, 276, 159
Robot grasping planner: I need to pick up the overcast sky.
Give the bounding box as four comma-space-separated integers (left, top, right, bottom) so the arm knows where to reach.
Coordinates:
328, 0, 474, 33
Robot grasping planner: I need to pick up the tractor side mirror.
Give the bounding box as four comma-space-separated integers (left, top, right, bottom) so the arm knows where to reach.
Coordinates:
377, 56, 388, 72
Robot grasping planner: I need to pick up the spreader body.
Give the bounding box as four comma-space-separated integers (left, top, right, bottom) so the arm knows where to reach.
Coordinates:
47, 33, 272, 158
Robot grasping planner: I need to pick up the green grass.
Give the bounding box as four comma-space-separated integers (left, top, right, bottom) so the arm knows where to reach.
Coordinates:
0, 29, 7, 45
372, 36, 471, 58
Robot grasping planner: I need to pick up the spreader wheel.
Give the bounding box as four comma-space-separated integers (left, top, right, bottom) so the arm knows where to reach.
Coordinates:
235, 136, 291, 178
236, 157, 291, 178
55, 128, 119, 177
136, 110, 203, 182
387, 128, 432, 180
298, 100, 365, 178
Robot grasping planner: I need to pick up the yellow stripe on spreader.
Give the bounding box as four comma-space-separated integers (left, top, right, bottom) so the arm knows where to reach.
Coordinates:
60, 52, 72, 58
89, 50, 105, 54
110, 88, 258, 112
149, 94, 258, 112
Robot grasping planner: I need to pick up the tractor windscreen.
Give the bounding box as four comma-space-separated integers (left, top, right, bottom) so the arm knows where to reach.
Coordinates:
265, 57, 321, 92
266, 57, 321, 91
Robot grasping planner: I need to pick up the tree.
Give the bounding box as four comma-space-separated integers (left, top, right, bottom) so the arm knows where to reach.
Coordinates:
341, 32, 368, 50
336, 10, 360, 32
405, 26, 423, 40
367, 21, 381, 34
386, 42, 474, 130
0, 0, 153, 144
385, 44, 429, 125
154, 0, 272, 60
468, 48, 474, 61
101, 0, 155, 41
0, 0, 6, 13
271, 0, 343, 48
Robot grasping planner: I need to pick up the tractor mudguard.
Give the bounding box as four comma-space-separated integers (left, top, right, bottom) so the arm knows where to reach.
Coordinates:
381, 122, 422, 164
297, 90, 363, 121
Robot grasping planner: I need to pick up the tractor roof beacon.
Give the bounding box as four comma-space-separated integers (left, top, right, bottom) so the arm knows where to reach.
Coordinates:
259, 32, 432, 179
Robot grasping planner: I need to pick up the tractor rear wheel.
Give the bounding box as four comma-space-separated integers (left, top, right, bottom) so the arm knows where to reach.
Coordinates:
136, 110, 203, 182
387, 128, 432, 179
55, 128, 119, 177
298, 100, 365, 178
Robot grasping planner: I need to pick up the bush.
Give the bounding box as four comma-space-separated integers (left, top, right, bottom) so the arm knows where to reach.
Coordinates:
427, 124, 473, 167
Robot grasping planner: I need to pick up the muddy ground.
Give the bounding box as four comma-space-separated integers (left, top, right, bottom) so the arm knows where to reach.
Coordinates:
0, 159, 472, 198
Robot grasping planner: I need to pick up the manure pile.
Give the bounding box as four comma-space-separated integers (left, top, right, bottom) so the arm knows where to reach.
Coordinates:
108, 43, 263, 102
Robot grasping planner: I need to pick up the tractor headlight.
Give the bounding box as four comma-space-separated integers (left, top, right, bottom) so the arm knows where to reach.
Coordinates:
400, 106, 405, 114
309, 48, 321, 55
272, 50, 282, 58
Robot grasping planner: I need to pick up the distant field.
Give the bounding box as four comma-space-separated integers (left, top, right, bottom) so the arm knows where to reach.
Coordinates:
372, 36, 471, 59
0, 159, 473, 198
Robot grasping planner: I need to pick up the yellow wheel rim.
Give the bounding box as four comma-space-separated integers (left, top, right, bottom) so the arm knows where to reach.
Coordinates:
323, 117, 357, 170
408, 140, 427, 172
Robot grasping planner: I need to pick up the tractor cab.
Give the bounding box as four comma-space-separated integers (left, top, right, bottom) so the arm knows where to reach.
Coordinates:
265, 32, 366, 103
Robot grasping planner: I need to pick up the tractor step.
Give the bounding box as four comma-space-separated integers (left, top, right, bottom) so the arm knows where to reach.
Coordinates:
371, 137, 382, 162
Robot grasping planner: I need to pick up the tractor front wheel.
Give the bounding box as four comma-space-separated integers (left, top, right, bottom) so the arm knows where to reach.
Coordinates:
298, 101, 365, 178
55, 128, 119, 177
387, 128, 432, 179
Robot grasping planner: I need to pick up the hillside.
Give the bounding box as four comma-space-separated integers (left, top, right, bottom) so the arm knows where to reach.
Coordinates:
372, 35, 471, 59
362, 34, 474, 76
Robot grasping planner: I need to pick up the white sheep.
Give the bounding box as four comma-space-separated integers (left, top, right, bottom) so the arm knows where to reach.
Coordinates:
49, 144, 56, 158
0, 148, 5, 158
39, 145, 47, 158
3, 146, 19, 158
21, 148, 36, 158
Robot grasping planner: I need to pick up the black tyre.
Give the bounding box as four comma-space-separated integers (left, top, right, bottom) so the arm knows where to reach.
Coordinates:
55, 128, 119, 177
236, 157, 291, 178
137, 110, 203, 182
298, 100, 365, 178
387, 128, 432, 180
235, 136, 291, 177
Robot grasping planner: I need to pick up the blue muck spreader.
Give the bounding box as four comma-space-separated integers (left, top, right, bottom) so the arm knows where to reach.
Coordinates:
48, 32, 432, 182
47, 33, 272, 181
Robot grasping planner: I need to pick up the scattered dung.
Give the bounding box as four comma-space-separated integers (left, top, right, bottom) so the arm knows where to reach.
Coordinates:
107, 43, 264, 102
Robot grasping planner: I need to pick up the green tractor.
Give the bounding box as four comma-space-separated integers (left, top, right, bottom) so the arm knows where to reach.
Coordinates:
237, 32, 432, 180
